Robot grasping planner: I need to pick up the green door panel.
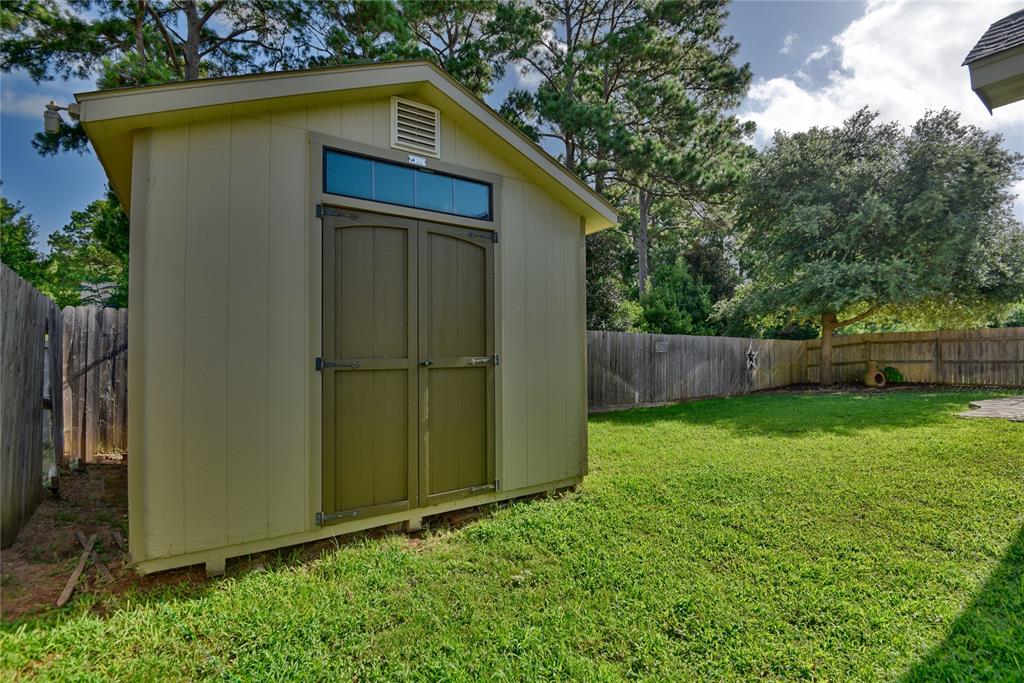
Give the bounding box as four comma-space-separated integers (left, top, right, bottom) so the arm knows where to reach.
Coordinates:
427, 367, 487, 495
322, 213, 418, 520
322, 210, 496, 521
418, 222, 496, 505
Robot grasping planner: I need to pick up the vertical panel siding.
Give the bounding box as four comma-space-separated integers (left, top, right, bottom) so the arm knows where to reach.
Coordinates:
499, 179, 528, 491
142, 127, 189, 557
545, 201, 569, 482
127, 130, 150, 558
268, 112, 310, 537
136, 98, 587, 562
307, 104, 342, 138
183, 120, 231, 553
499, 179, 585, 490
226, 116, 270, 545
372, 99, 391, 148
523, 182, 551, 486
564, 213, 584, 476
340, 100, 373, 141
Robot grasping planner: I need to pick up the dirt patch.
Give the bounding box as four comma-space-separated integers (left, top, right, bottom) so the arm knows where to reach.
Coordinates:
0, 464, 211, 621
1, 466, 534, 621
2, 464, 126, 620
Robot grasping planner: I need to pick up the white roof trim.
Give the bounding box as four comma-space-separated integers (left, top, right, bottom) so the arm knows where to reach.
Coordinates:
75, 61, 616, 231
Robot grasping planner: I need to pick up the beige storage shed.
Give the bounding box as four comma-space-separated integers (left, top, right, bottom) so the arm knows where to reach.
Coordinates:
75, 61, 616, 574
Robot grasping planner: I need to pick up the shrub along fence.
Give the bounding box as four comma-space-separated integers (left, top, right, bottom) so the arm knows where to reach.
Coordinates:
62, 306, 128, 462
587, 331, 806, 412
806, 328, 1024, 386
1, 265, 63, 548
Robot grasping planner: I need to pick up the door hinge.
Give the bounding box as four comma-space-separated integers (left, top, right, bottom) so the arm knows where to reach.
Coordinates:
316, 204, 358, 219
495, 478, 501, 491
316, 510, 359, 526
468, 230, 498, 244
494, 354, 500, 366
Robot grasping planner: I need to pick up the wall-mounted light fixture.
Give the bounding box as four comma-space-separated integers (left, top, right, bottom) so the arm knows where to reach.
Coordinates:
43, 101, 80, 134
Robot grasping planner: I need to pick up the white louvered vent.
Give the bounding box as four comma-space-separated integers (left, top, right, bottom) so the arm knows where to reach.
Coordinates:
391, 97, 441, 158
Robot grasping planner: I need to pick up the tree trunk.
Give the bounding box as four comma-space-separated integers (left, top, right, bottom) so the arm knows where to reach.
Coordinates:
561, 0, 577, 173
183, 0, 202, 80
637, 188, 651, 296
820, 312, 838, 385
135, 1, 147, 68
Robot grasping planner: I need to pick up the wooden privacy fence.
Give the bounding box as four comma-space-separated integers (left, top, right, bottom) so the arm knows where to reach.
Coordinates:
62, 306, 128, 462
587, 331, 806, 412
806, 328, 1024, 386
1, 265, 63, 548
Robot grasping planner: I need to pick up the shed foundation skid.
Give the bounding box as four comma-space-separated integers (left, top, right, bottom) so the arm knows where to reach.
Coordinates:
137, 478, 579, 575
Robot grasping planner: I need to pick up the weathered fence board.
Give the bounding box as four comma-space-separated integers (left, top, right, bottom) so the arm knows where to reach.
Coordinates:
587, 331, 806, 412
1, 265, 63, 548
62, 306, 128, 462
806, 328, 1024, 386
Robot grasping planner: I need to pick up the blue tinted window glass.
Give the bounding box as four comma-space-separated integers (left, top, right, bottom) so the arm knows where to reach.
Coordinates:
453, 179, 491, 219
372, 161, 415, 206
324, 151, 371, 199
415, 171, 454, 213
323, 149, 492, 220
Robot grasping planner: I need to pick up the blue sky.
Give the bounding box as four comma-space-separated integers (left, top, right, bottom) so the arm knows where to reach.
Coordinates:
2, 0, 1023, 249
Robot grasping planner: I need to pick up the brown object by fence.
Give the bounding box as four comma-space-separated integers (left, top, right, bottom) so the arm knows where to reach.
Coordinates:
1, 265, 63, 548
587, 331, 807, 412
806, 328, 1024, 386
62, 306, 128, 462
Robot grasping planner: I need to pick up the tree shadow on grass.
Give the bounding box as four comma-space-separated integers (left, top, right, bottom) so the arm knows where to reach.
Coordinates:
901, 525, 1024, 682
590, 389, 1017, 438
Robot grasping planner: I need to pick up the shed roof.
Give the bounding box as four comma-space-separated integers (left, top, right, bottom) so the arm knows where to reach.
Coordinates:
963, 9, 1024, 65
75, 60, 616, 233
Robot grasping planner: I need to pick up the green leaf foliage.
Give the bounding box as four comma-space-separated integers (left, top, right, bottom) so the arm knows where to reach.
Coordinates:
730, 107, 1024, 332
639, 256, 715, 335
0, 195, 47, 286
881, 366, 904, 384
41, 190, 128, 307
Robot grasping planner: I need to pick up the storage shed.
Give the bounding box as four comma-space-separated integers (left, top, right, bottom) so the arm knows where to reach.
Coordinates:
75, 61, 616, 574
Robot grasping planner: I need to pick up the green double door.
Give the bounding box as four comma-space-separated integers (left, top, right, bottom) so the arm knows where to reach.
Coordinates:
321, 210, 495, 522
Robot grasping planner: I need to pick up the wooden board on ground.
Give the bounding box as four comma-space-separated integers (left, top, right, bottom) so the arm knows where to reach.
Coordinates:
57, 533, 96, 607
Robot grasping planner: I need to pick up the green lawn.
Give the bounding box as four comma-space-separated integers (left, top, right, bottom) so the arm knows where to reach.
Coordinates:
2, 390, 1022, 681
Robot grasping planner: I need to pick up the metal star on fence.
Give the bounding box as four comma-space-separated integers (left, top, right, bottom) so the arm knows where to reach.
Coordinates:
746, 344, 758, 370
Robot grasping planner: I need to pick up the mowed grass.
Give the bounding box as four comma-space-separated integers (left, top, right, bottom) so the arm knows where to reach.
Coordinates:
2, 390, 1022, 681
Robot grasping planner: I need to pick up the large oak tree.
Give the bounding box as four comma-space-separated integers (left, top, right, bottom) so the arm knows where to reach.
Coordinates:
729, 108, 1024, 383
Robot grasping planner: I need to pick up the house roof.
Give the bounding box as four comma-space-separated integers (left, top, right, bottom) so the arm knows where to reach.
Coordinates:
74, 60, 616, 233
963, 9, 1024, 65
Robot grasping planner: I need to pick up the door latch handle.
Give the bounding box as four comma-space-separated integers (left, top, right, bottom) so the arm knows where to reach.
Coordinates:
316, 358, 359, 371
419, 360, 434, 366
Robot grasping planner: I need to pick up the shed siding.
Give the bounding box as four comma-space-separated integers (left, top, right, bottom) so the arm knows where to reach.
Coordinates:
226, 115, 270, 545
134, 96, 584, 562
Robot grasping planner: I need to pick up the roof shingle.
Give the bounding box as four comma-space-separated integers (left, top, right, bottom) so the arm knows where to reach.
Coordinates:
963, 8, 1024, 65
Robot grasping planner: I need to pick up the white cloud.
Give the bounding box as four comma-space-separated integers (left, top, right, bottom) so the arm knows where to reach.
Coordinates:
805, 45, 831, 64
743, 0, 1024, 146
1, 89, 55, 118
780, 31, 798, 55
1, 71, 89, 118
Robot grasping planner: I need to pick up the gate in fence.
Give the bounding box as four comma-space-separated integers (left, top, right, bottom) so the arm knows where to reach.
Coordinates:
62, 306, 129, 462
